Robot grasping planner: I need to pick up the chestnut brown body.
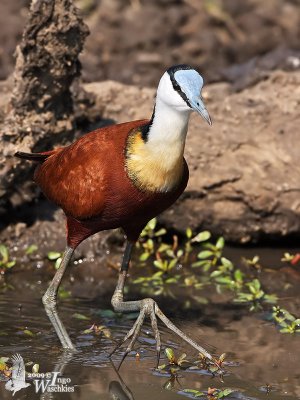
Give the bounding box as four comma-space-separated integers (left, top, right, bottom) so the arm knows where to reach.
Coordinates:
18, 120, 189, 248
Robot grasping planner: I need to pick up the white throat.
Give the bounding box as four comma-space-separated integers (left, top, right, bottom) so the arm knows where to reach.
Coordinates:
148, 97, 191, 143
146, 97, 191, 170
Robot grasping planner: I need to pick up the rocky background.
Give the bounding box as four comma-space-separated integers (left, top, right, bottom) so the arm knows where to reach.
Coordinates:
0, 0, 299, 249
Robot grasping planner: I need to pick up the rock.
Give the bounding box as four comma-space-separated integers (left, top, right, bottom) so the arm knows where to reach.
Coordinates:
0, 0, 90, 213
221, 47, 300, 92
84, 70, 300, 243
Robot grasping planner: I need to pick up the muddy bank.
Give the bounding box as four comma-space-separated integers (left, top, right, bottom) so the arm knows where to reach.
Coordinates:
1, 0, 299, 87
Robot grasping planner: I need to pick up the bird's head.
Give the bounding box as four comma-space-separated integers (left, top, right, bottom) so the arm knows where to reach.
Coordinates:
156, 64, 211, 125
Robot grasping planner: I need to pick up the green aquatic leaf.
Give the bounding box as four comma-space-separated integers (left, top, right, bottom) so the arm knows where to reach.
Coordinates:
220, 257, 233, 270
0, 357, 9, 371
72, 313, 90, 320
191, 231, 211, 243
96, 309, 116, 318
234, 269, 244, 282
32, 364, 39, 373
55, 257, 62, 270
248, 279, 260, 293
186, 227, 193, 239
182, 389, 205, 397
82, 328, 93, 334
165, 348, 176, 363
216, 237, 225, 250
154, 260, 165, 270
58, 287, 71, 299
217, 388, 234, 398
192, 260, 211, 269
139, 252, 150, 261
264, 294, 278, 304
210, 270, 223, 278
0, 244, 9, 263
47, 251, 62, 261
154, 228, 167, 237
26, 244, 38, 255
5, 261, 16, 269
157, 243, 171, 253
197, 250, 214, 259
23, 329, 35, 337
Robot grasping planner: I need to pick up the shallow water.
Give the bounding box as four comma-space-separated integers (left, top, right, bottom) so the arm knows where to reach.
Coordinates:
0, 246, 300, 399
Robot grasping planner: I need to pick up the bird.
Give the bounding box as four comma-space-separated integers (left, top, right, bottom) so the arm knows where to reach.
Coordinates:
5, 354, 30, 396
15, 64, 216, 369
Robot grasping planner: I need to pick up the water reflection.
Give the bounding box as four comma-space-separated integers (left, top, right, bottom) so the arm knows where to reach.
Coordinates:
39, 351, 75, 400
109, 361, 135, 400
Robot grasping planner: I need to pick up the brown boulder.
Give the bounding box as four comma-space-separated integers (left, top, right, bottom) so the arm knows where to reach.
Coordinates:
84, 70, 300, 243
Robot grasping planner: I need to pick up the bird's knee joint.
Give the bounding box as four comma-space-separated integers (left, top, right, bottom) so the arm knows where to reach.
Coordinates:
111, 291, 123, 311
142, 298, 157, 314
42, 292, 56, 309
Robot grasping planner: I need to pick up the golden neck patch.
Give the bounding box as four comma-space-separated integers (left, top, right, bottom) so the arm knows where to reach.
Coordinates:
125, 129, 184, 193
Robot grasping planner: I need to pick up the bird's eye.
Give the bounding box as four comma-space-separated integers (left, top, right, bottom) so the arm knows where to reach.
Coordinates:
196, 102, 199, 106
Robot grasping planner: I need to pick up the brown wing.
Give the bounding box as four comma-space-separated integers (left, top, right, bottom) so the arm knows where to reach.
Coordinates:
34, 120, 148, 219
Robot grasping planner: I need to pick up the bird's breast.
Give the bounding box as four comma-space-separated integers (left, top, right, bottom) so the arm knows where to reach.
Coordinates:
125, 129, 185, 193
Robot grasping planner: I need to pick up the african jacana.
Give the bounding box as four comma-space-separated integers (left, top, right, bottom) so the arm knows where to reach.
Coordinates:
16, 64, 214, 368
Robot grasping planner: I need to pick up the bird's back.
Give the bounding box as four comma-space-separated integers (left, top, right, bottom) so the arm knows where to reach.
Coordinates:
34, 120, 149, 220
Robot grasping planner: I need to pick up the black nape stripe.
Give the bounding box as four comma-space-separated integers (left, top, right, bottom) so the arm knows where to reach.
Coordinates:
167, 64, 194, 108
141, 64, 195, 142
140, 104, 156, 142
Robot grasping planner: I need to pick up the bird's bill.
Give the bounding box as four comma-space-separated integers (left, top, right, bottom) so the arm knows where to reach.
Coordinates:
190, 98, 212, 126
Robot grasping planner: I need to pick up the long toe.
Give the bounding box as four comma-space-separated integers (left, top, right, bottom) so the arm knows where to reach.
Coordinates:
109, 297, 221, 373
110, 308, 146, 368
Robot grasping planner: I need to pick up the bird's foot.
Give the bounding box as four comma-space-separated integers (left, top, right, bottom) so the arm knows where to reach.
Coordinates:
109, 298, 220, 372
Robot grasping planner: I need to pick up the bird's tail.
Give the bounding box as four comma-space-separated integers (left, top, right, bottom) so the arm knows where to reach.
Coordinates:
15, 149, 60, 162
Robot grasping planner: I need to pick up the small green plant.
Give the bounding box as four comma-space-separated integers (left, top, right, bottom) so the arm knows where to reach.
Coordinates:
183, 387, 234, 399
243, 255, 261, 272
140, 218, 167, 240
159, 348, 192, 370
0, 244, 16, 273
210, 257, 244, 292
234, 279, 277, 311
25, 244, 38, 255
58, 286, 71, 299
0, 356, 9, 375
133, 219, 300, 335
281, 252, 300, 265
192, 236, 224, 270
82, 323, 112, 339
158, 348, 225, 377
272, 306, 300, 333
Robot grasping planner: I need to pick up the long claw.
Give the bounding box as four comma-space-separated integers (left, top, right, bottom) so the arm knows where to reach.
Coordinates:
117, 350, 130, 371
109, 312, 142, 359
150, 308, 161, 368
156, 350, 161, 369
108, 343, 120, 358
155, 304, 214, 360
111, 309, 146, 369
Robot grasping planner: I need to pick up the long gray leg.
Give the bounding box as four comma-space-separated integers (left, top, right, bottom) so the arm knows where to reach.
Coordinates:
42, 246, 76, 350
110, 241, 218, 370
